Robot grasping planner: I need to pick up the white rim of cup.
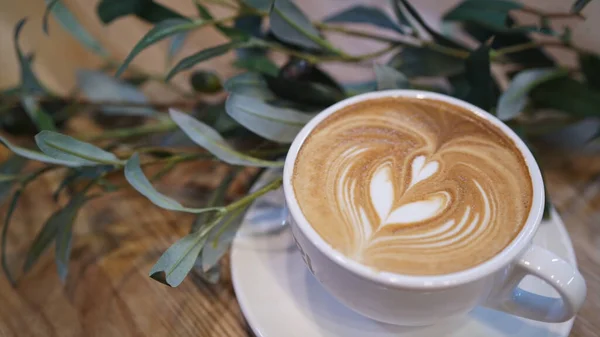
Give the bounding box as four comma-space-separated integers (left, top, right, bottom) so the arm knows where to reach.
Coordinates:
283, 89, 545, 289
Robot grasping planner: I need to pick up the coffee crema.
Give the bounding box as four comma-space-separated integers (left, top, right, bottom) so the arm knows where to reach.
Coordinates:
292, 97, 533, 275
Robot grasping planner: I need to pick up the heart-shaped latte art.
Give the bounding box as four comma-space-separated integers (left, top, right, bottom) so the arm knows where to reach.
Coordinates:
292, 97, 533, 275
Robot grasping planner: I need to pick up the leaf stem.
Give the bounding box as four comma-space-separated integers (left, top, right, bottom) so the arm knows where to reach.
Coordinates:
224, 177, 282, 212
518, 6, 585, 20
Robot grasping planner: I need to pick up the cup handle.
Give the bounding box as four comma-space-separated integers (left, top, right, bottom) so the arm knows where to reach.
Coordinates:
484, 245, 586, 322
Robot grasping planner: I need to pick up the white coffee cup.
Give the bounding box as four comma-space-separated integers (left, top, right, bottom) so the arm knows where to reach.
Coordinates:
282, 90, 586, 326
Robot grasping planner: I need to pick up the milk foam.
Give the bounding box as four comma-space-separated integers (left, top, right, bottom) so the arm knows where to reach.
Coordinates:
292, 97, 532, 275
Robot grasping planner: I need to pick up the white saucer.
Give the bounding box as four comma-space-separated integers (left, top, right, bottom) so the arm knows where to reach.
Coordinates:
231, 169, 577, 337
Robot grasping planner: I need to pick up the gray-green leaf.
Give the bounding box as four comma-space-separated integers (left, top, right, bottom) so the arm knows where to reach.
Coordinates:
76, 70, 157, 116
243, 0, 272, 11
149, 229, 207, 287
443, 0, 523, 31
166, 40, 248, 80
374, 64, 409, 90
0, 135, 79, 166
223, 72, 276, 100
324, 5, 404, 33
14, 18, 46, 94
23, 190, 88, 274
201, 207, 246, 272
225, 95, 314, 143
497, 68, 568, 121
54, 192, 90, 282
233, 55, 279, 77
116, 18, 201, 77
21, 96, 57, 131
571, 0, 593, 13
35, 131, 124, 166
270, 0, 327, 51
43, 0, 108, 56
169, 109, 283, 167
388, 47, 464, 77
0, 157, 27, 204
124, 153, 222, 212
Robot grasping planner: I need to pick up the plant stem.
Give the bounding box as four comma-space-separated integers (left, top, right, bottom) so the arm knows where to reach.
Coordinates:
493, 41, 588, 58
224, 177, 282, 212
197, 0, 239, 10
82, 120, 177, 141
518, 6, 585, 20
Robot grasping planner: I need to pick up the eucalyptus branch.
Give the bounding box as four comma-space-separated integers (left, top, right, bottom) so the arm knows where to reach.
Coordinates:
224, 177, 283, 212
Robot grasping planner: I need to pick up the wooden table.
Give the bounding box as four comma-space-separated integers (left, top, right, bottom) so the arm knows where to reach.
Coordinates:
0, 148, 598, 337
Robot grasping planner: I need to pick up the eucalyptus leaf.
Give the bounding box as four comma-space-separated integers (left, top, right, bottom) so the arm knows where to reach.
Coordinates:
194, 1, 242, 39
270, 0, 327, 51
234, 15, 265, 59
43, 0, 108, 56
35, 131, 124, 166
233, 55, 279, 76
76, 70, 157, 116
539, 118, 600, 148
115, 18, 201, 77
54, 191, 90, 282
343, 81, 377, 95
225, 94, 314, 143
497, 68, 568, 121
0, 135, 80, 166
571, 0, 593, 13
531, 77, 600, 118
53, 165, 113, 201
324, 5, 404, 33
21, 96, 57, 131
149, 229, 207, 287
224, 72, 276, 100
465, 43, 493, 111
579, 53, 600, 89
14, 18, 46, 94
125, 153, 223, 212
443, 0, 523, 31
166, 40, 249, 80
388, 47, 464, 77
191, 167, 241, 232
374, 64, 409, 91
169, 109, 283, 167
0, 157, 27, 204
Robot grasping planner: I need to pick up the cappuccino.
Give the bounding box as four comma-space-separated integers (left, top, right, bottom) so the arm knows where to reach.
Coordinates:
292, 97, 532, 275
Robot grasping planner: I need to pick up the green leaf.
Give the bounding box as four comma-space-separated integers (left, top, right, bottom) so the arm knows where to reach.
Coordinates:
571, 0, 593, 13
14, 18, 46, 94
43, 0, 108, 56
539, 119, 600, 148
54, 191, 90, 282
35, 131, 124, 166
169, 109, 283, 167
234, 15, 265, 59
194, 0, 242, 39
166, 41, 248, 80
224, 72, 276, 100
52, 166, 113, 201
531, 77, 600, 118
115, 18, 201, 78
579, 53, 600, 90
2, 190, 22, 284
97, 0, 185, 24
270, 0, 330, 51
0, 135, 79, 166
233, 55, 279, 76
21, 96, 57, 132
149, 229, 207, 287
124, 153, 223, 212
374, 64, 409, 91
0, 157, 27, 204
388, 47, 464, 77
343, 81, 377, 96
243, 0, 272, 11
443, 0, 523, 31
498, 68, 568, 121
225, 94, 314, 143
23, 188, 88, 275
465, 43, 493, 111
191, 167, 240, 232
391, 0, 416, 30
76, 70, 157, 116
324, 5, 404, 33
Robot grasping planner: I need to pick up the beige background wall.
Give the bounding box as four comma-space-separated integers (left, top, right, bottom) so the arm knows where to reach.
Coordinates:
0, 0, 598, 95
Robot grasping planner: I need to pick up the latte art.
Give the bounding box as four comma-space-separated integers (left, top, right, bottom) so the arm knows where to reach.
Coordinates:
292, 97, 532, 275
